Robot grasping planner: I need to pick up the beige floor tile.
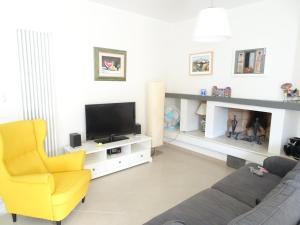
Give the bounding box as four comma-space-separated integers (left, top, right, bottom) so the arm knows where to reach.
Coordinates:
0, 144, 234, 225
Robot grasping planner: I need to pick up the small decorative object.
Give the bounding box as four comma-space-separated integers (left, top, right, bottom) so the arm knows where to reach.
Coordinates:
190, 52, 213, 75
196, 103, 206, 132
164, 107, 180, 130
94, 47, 126, 81
234, 48, 266, 74
227, 115, 240, 140
212, 86, 231, 97
284, 137, 300, 160
200, 89, 207, 96
249, 166, 264, 177
281, 83, 299, 101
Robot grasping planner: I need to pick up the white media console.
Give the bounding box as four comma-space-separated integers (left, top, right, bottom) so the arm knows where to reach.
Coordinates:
64, 135, 152, 179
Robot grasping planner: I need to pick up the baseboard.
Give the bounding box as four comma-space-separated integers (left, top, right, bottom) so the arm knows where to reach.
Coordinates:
0, 199, 6, 215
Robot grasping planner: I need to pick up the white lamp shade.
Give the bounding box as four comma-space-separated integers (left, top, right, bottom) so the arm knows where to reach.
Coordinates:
196, 103, 207, 115
193, 8, 232, 42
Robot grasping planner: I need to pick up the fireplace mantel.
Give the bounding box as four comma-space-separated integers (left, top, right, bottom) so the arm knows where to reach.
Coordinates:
166, 93, 300, 111
164, 95, 298, 164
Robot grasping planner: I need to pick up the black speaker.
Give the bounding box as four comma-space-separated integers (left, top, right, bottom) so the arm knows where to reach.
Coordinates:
134, 124, 141, 135
70, 133, 81, 148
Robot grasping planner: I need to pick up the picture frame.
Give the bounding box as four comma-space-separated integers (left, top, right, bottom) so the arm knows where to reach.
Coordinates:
189, 51, 213, 75
94, 47, 127, 81
234, 48, 266, 75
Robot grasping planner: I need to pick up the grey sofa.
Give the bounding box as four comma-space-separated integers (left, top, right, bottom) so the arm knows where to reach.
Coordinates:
144, 156, 300, 225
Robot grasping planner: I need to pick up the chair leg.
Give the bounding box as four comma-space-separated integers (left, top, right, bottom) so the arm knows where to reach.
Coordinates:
12, 214, 17, 222
56, 221, 61, 225
82, 197, 85, 203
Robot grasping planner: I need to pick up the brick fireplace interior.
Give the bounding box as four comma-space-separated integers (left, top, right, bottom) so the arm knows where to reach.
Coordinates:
227, 108, 272, 145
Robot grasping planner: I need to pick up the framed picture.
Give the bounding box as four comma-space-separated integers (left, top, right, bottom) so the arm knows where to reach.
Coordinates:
234, 48, 266, 75
94, 47, 126, 81
189, 52, 213, 75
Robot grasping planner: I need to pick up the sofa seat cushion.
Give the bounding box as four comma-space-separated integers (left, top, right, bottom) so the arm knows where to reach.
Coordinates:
228, 180, 300, 225
212, 163, 281, 207
51, 170, 91, 205
143, 188, 252, 225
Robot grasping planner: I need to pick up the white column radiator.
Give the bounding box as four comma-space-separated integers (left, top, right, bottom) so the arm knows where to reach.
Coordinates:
16, 29, 57, 156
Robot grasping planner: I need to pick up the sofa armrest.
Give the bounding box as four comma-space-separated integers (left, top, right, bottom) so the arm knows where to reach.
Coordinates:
44, 150, 85, 173
263, 156, 297, 177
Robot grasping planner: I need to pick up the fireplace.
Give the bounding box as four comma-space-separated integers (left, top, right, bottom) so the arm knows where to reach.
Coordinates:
227, 109, 272, 145
205, 101, 288, 156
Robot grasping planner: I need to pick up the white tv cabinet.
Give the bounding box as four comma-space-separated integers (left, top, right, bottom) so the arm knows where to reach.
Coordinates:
64, 135, 152, 179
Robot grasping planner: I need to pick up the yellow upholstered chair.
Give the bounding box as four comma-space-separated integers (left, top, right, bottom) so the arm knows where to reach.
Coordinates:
0, 120, 91, 225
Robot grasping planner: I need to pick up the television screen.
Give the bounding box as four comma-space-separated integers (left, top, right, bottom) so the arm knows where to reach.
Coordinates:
85, 102, 135, 140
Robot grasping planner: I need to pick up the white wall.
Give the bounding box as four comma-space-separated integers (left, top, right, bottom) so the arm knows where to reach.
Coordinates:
165, 0, 300, 100
54, 1, 170, 149
1, 0, 300, 149
293, 13, 300, 87
0, 0, 170, 151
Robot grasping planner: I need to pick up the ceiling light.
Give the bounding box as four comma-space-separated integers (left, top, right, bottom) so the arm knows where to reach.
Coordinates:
193, 1, 232, 42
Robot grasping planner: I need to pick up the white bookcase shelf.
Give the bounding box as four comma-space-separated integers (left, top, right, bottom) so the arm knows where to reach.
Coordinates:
64, 134, 152, 179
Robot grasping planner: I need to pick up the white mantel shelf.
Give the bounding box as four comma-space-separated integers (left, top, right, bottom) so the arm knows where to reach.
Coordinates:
166, 93, 300, 111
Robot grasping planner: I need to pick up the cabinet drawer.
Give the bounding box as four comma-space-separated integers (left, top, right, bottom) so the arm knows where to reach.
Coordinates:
106, 157, 129, 170
85, 162, 107, 178
130, 150, 150, 163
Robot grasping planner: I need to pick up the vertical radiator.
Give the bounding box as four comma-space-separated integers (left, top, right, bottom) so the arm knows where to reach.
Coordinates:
16, 29, 57, 156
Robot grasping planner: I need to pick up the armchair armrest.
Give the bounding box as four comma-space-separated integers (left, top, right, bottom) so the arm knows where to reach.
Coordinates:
44, 150, 86, 173
9, 173, 55, 194
263, 156, 297, 177
4, 173, 55, 217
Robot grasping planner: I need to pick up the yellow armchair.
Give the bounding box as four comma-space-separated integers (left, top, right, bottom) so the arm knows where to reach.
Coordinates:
0, 120, 91, 225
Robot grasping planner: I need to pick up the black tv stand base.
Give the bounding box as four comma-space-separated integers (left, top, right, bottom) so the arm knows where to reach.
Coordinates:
94, 135, 129, 144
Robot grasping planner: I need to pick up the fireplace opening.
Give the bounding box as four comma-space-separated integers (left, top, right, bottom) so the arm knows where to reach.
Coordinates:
226, 108, 272, 145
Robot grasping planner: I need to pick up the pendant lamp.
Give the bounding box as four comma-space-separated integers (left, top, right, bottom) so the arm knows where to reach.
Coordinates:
193, 0, 232, 42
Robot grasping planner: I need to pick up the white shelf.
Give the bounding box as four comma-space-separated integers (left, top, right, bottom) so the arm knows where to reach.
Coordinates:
131, 142, 151, 153
64, 134, 152, 179
107, 151, 127, 159
65, 134, 151, 155
164, 129, 272, 164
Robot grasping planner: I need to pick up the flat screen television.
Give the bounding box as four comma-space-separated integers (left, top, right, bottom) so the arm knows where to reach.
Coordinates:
85, 102, 135, 140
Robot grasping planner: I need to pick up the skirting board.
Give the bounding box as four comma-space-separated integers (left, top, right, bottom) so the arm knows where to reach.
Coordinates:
0, 199, 6, 215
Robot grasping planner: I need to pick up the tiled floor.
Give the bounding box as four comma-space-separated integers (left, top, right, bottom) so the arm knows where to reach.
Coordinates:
0, 144, 234, 225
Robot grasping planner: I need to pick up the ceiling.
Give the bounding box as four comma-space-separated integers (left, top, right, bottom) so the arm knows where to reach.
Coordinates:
91, 0, 262, 22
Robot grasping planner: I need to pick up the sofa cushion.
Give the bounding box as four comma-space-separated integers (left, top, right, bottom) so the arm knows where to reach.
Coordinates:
228, 180, 300, 225
212, 163, 281, 207
263, 156, 297, 178
143, 188, 252, 225
282, 161, 300, 183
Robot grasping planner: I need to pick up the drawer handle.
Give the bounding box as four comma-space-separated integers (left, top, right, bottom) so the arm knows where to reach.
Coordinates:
92, 168, 95, 171
140, 154, 144, 158
118, 161, 122, 164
